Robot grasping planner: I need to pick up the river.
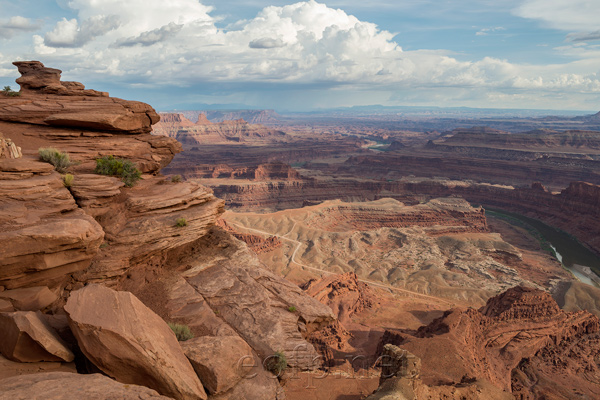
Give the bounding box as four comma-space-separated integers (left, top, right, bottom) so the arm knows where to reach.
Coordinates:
485, 208, 600, 286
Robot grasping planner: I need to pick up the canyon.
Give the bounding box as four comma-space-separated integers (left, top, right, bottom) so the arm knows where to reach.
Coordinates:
153, 97, 600, 398
1, 60, 600, 400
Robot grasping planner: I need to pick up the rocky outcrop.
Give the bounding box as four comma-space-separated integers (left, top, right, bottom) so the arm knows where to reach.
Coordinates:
480, 285, 561, 320
65, 284, 207, 400
0, 61, 224, 289
209, 367, 283, 400
0, 311, 74, 363
254, 162, 300, 180
75, 177, 224, 283
365, 345, 513, 400
377, 286, 600, 398
0, 372, 171, 399
216, 219, 282, 254
302, 272, 379, 323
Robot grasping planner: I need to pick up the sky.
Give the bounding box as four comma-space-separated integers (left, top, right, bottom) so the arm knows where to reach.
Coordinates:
0, 0, 599, 112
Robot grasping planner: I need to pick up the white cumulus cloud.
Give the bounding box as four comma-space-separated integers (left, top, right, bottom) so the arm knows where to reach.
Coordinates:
0, 16, 40, 39
0, 0, 597, 110
514, 0, 600, 31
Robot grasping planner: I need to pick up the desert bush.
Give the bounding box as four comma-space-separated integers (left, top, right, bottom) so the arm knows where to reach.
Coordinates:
2, 86, 20, 97
171, 175, 182, 183
176, 217, 188, 227
168, 322, 194, 341
63, 173, 74, 187
39, 148, 73, 173
95, 155, 141, 187
287, 306, 297, 312
265, 350, 287, 375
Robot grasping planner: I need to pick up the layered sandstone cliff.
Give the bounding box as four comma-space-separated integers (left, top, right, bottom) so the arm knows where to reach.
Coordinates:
152, 112, 285, 144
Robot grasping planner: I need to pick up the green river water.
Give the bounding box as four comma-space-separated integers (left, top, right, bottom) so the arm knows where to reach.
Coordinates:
485, 208, 600, 286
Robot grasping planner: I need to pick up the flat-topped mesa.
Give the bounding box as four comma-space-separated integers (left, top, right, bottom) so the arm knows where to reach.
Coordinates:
1, 61, 160, 135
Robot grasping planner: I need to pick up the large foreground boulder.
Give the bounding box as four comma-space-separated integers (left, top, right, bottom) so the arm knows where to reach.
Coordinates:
64, 284, 206, 400
0, 372, 171, 399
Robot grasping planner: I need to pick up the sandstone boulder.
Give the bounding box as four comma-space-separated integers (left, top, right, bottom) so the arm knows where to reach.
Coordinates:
0, 286, 57, 311
0, 372, 171, 399
181, 335, 254, 394
0, 311, 74, 362
64, 284, 207, 400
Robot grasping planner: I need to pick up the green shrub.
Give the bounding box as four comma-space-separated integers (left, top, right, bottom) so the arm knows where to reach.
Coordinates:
95, 155, 141, 187
168, 322, 194, 341
287, 306, 297, 312
176, 217, 187, 227
39, 148, 73, 173
2, 86, 20, 97
63, 173, 74, 187
265, 350, 287, 375
171, 175, 182, 183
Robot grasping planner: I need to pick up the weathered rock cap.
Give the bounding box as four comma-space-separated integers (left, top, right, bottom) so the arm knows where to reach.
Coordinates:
2, 61, 160, 134
13, 60, 107, 97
